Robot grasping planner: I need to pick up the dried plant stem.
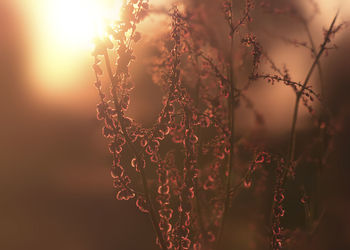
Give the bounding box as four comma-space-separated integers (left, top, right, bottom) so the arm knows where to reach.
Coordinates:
103, 51, 168, 250
302, 21, 325, 99
267, 11, 340, 250
216, 2, 236, 248
287, 11, 339, 166
194, 78, 206, 241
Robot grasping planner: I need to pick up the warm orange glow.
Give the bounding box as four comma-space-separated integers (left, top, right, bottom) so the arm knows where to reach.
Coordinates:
45, 0, 122, 50
18, 0, 348, 102
23, 0, 122, 99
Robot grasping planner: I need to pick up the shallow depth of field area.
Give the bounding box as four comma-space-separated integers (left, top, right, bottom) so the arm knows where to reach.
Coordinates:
1, 1, 350, 250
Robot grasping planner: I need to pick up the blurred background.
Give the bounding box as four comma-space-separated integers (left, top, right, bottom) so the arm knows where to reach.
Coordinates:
0, 0, 349, 249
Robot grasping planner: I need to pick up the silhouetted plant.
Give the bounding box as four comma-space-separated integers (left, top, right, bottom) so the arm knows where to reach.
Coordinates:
91, 1, 345, 249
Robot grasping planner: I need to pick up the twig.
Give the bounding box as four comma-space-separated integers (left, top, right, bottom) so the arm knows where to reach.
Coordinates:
301, 20, 325, 99
103, 50, 168, 250
216, 1, 236, 248
287, 10, 339, 166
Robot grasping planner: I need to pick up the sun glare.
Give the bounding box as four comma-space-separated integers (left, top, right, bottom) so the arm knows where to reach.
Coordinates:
25, 0, 122, 100
47, 0, 122, 50
22, 0, 348, 103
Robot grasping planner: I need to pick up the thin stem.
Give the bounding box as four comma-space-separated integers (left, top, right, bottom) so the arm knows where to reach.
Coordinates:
194, 74, 206, 242
103, 51, 167, 250
216, 1, 236, 248
268, 11, 339, 250
302, 21, 325, 99
287, 11, 339, 165
211, 167, 252, 203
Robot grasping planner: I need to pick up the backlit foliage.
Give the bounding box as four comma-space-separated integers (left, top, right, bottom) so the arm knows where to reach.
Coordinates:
92, 1, 344, 249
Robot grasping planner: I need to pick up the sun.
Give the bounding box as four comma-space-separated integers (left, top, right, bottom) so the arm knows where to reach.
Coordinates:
25, 0, 123, 100
47, 0, 122, 49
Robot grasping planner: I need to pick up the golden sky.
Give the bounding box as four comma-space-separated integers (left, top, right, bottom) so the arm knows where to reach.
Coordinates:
7, 0, 349, 110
